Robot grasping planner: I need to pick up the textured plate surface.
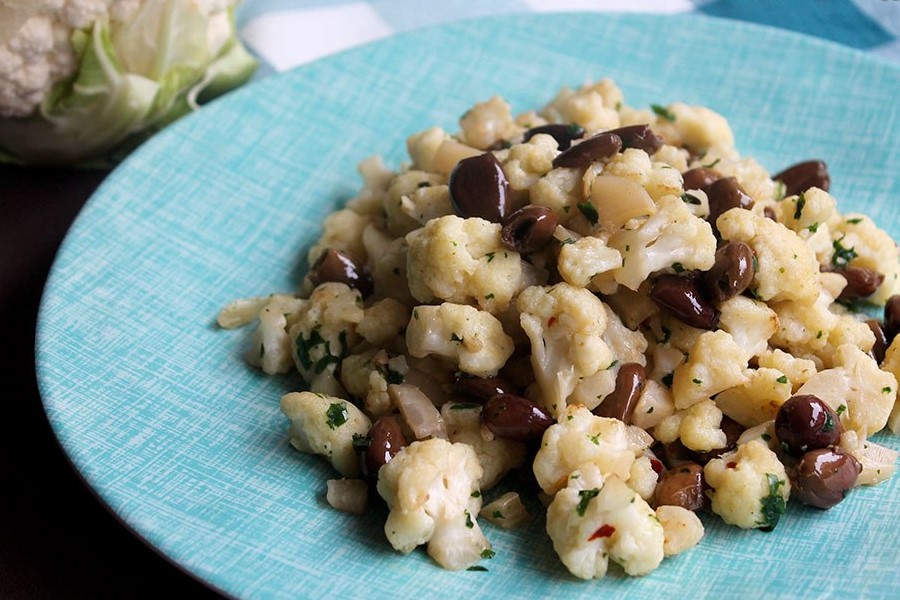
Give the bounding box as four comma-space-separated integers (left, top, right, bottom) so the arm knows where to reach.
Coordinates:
37, 12, 900, 600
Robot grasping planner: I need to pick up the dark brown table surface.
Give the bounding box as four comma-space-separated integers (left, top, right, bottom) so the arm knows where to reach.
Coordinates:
1, 165, 222, 599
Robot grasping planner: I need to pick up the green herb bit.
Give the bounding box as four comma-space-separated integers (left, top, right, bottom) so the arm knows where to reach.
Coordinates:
576, 488, 601, 516
672, 262, 685, 273
577, 201, 599, 225
651, 103, 676, 122
837, 404, 847, 415
774, 181, 786, 201
761, 433, 772, 441
384, 366, 404, 385
471, 490, 481, 498
589, 434, 601, 445
485, 251, 496, 263
822, 412, 835, 433
464, 510, 474, 529
883, 386, 893, 394
467, 566, 488, 572
758, 473, 787, 530
831, 235, 858, 268
692, 378, 702, 385
703, 158, 721, 169
793, 192, 806, 220
606, 360, 619, 370
325, 403, 349, 430
450, 332, 464, 343
492, 510, 505, 520
776, 375, 788, 384
806, 222, 819, 233
561, 237, 576, 245
484, 293, 495, 300
481, 548, 496, 559
846, 217, 863, 225
351, 433, 371, 451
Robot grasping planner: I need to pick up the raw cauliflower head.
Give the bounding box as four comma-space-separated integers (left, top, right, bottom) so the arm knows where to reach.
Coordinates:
376, 438, 490, 570
280, 391, 372, 478
406, 214, 530, 313
546, 464, 664, 579
517, 283, 613, 417
533, 405, 647, 495
405, 303, 514, 377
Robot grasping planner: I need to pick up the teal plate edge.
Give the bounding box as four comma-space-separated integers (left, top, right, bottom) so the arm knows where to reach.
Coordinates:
36, 12, 900, 600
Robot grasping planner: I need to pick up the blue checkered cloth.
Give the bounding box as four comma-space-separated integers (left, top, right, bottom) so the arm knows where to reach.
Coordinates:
235, 0, 900, 75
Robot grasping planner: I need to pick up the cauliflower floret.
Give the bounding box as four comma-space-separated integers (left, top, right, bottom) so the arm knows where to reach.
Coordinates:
757, 349, 818, 392
383, 170, 450, 236
778, 187, 836, 236
358, 298, 409, 347
406, 215, 527, 313
839, 430, 898, 486
880, 337, 900, 434
714, 368, 792, 428
666, 103, 735, 151
717, 296, 778, 358
631, 379, 676, 430
458, 95, 516, 150
629, 454, 661, 501
345, 155, 395, 215
828, 213, 900, 304
609, 194, 716, 290
653, 399, 726, 452
289, 283, 364, 390
340, 351, 407, 416
370, 236, 414, 307
540, 79, 622, 133
280, 391, 372, 477
602, 148, 683, 201
533, 405, 640, 495
796, 344, 897, 438
656, 505, 704, 557
406, 303, 513, 377
557, 236, 622, 288
441, 402, 526, 489
704, 440, 790, 529
716, 207, 820, 303
546, 465, 664, 579
517, 283, 613, 416
672, 330, 750, 410
376, 438, 490, 570
530, 167, 582, 222
502, 133, 559, 192
307, 209, 373, 267
237, 294, 305, 374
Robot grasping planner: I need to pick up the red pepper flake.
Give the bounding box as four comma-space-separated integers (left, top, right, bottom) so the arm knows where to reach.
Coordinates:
726, 461, 737, 469
588, 524, 616, 541
650, 459, 664, 475
548, 316, 557, 327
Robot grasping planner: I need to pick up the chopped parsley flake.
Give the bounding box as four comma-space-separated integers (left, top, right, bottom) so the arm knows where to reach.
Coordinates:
606, 360, 619, 370
577, 201, 599, 225
883, 386, 893, 393
831, 235, 858, 268
485, 252, 496, 263
822, 412, 835, 433
692, 378, 702, 385
450, 332, 464, 343
806, 222, 819, 233
651, 104, 676, 122
451, 402, 482, 410
576, 488, 601, 516
471, 490, 481, 498
681, 192, 702, 205
751, 254, 759, 273
481, 548, 496, 559
846, 217, 863, 224
464, 510, 474, 529
296, 328, 346, 374
793, 192, 806, 220
758, 474, 787, 530
774, 181, 786, 201
761, 433, 772, 441
703, 158, 721, 169
816, 330, 823, 339
325, 403, 349, 430
589, 434, 601, 445
485, 293, 495, 300
492, 510, 505, 520
561, 237, 576, 245
776, 375, 788, 384
672, 262, 685, 273
351, 433, 371, 451
467, 566, 488, 572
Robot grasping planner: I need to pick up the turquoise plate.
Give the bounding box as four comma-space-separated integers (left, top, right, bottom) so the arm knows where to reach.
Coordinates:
37, 12, 900, 600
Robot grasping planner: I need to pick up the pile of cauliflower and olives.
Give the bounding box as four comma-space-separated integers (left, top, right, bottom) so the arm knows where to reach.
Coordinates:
219, 79, 900, 579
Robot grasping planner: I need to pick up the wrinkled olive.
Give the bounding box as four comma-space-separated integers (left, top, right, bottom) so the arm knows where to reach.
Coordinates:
362, 416, 407, 478
775, 394, 843, 456
605, 124, 663, 155
703, 242, 756, 304
499, 205, 558, 253
448, 152, 510, 222
649, 273, 720, 330
523, 123, 585, 150
652, 462, 709, 511
593, 363, 646, 424
867, 319, 888, 364
791, 447, 860, 509
682, 167, 721, 192
706, 177, 754, 236
837, 266, 884, 301
692, 416, 745, 464
884, 295, 900, 342
551, 132, 622, 169
455, 374, 517, 402
309, 248, 374, 298
773, 160, 830, 196
482, 393, 554, 442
